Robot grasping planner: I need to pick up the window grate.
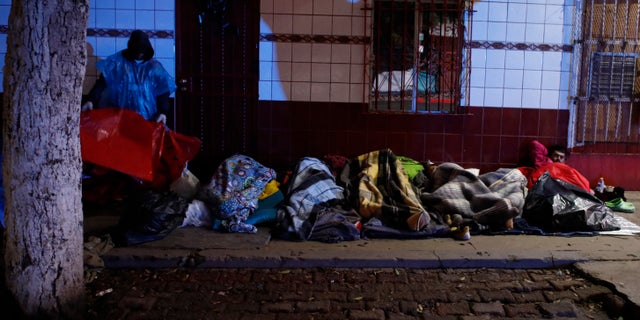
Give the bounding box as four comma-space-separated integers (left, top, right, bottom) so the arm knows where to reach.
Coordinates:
369, 0, 472, 114
589, 53, 637, 99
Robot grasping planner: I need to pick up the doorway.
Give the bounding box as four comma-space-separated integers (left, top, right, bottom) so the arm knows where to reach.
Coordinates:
174, 0, 260, 179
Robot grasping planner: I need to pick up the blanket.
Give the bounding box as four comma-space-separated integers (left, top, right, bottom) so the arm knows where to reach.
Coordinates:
274, 157, 357, 241
420, 163, 527, 231
339, 149, 431, 231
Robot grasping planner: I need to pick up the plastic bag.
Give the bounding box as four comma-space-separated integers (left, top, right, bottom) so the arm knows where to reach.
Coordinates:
81, 108, 164, 181
522, 171, 620, 232
80, 108, 201, 187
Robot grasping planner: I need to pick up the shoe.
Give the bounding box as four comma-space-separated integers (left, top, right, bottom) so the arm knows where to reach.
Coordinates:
451, 226, 471, 241
605, 197, 635, 213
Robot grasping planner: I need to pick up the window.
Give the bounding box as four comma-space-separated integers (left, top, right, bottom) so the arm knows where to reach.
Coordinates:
369, 0, 472, 114
588, 52, 637, 100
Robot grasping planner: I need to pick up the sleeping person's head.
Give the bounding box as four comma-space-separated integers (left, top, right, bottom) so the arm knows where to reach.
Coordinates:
548, 145, 569, 163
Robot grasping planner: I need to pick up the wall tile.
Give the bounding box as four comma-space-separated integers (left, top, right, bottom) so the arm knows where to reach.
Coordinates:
276, 42, 292, 62
135, 10, 154, 29
310, 83, 331, 101
484, 88, 504, 107
469, 87, 485, 106
526, 4, 546, 24
154, 39, 174, 58
293, 15, 312, 34
291, 43, 311, 62
463, 134, 483, 163
443, 134, 463, 162
504, 50, 524, 69
258, 81, 273, 100
541, 71, 561, 90
405, 132, 426, 160
291, 62, 311, 81
332, 16, 351, 36
504, 69, 524, 89
135, 0, 154, 10
521, 89, 542, 109
115, 10, 135, 29
351, 66, 366, 90
520, 108, 540, 136
539, 109, 558, 137
524, 51, 543, 70
425, 133, 445, 162
471, 49, 487, 68
95, 8, 116, 28
330, 63, 350, 83
484, 69, 504, 88
543, 51, 562, 71
470, 68, 486, 87
507, 3, 527, 23
522, 70, 542, 88
540, 90, 560, 109
501, 108, 521, 135
95, 0, 116, 9
333, 0, 352, 15
331, 44, 351, 63
313, 0, 333, 15
116, 0, 134, 9
486, 50, 505, 68
472, 21, 488, 40
311, 43, 332, 63
506, 23, 525, 42
545, 5, 564, 25
155, 0, 174, 11
273, 14, 293, 33
155, 10, 174, 30
488, 2, 508, 22
503, 88, 523, 108
482, 108, 502, 135
482, 136, 501, 163
312, 63, 331, 82
473, 2, 489, 22
95, 37, 117, 57
278, 62, 292, 81
273, 0, 294, 14
312, 15, 332, 35
349, 83, 365, 103
525, 23, 545, 43
487, 22, 507, 41
293, 0, 312, 14
500, 136, 520, 163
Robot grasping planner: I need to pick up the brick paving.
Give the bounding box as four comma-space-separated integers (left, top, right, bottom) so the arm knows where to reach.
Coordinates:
84, 266, 635, 319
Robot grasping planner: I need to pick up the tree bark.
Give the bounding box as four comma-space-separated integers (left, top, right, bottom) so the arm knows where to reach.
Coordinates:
2, 1, 89, 318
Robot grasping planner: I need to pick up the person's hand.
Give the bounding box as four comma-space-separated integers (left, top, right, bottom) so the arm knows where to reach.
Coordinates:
155, 113, 167, 124
81, 101, 93, 111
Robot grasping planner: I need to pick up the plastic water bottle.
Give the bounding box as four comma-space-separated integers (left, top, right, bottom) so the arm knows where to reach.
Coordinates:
596, 177, 605, 193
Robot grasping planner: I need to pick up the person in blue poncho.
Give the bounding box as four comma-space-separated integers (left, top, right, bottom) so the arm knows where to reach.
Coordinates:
82, 30, 177, 123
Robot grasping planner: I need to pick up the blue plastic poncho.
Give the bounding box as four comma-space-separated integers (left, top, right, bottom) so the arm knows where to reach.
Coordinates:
96, 51, 177, 120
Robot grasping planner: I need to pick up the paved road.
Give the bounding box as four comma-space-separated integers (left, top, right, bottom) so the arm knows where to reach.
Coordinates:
84, 266, 633, 319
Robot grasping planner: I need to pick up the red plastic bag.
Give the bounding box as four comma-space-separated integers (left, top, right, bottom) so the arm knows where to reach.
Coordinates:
80, 108, 201, 185
81, 108, 165, 181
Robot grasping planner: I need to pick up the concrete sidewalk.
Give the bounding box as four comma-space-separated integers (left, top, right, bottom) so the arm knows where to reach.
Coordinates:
86, 191, 640, 309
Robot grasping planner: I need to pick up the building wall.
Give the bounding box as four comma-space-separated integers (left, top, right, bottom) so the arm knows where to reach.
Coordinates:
1, 0, 640, 189
0, 0, 175, 96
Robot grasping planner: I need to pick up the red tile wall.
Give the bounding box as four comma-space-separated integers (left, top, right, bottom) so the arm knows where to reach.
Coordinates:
257, 101, 640, 189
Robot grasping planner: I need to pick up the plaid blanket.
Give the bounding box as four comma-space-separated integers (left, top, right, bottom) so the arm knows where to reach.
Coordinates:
420, 162, 527, 230
274, 157, 349, 240
340, 149, 431, 231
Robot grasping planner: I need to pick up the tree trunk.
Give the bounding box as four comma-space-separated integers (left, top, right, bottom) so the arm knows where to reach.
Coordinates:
2, 1, 89, 318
